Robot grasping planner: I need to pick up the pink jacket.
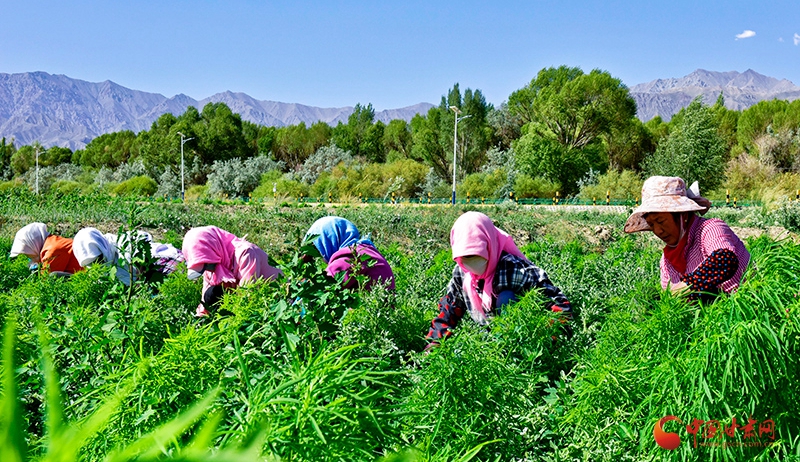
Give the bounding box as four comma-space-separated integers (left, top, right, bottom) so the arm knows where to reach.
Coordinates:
183, 226, 283, 315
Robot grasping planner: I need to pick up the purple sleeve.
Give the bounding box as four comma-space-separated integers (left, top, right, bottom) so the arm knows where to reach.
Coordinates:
326, 245, 395, 290
326, 253, 359, 290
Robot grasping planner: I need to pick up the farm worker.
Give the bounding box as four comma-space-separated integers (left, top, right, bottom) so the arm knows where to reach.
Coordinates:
426, 211, 572, 344
73, 228, 184, 286
73, 227, 128, 283
304, 216, 395, 291
9, 222, 82, 275
182, 226, 283, 316
624, 176, 750, 302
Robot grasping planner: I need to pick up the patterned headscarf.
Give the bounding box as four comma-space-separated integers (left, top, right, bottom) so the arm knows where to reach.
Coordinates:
450, 212, 528, 323
182, 226, 239, 286
10, 223, 49, 261
305, 216, 374, 263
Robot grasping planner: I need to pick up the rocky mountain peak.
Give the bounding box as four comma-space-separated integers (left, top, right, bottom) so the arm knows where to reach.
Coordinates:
0, 71, 434, 149
630, 69, 800, 121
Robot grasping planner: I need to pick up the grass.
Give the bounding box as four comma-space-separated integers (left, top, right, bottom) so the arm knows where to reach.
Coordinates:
0, 189, 798, 461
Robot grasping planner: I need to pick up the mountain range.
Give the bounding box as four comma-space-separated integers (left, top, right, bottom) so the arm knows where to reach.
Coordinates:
630, 69, 800, 122
1, 69, 799, 149
0, 71, 434, 149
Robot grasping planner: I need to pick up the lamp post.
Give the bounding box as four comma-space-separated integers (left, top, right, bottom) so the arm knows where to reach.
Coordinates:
449, 106, 471, 205
35, 145, 40, 195
177, 132, 194, 201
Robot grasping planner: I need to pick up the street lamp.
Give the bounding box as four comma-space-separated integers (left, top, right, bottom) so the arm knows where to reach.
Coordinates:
177, 132, 194, 201
35, 145, 40, 195
450, 106, 471, 205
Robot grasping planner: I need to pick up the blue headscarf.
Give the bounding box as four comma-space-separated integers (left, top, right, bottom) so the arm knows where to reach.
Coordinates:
305, 216, 374, 262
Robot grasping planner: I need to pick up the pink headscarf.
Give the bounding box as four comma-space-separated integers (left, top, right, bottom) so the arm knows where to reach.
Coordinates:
450, 212, 529, 322
182, 226, 239, 286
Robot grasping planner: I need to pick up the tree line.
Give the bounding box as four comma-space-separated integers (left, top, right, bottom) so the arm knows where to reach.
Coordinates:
2, 65, 800, 202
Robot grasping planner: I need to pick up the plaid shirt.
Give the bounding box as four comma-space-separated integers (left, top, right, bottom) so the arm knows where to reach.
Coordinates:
427, 252, 571, 340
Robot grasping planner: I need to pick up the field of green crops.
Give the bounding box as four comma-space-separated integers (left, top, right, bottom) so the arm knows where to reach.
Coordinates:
0, 190, 799, 462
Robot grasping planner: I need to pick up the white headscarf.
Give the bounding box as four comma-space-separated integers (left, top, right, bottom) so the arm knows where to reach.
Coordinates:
73, 228, 118, 267
10, 223, 50, 261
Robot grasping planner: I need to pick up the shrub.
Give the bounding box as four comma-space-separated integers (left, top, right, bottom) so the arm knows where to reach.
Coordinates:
772, 199, 800, 232
49, 180, 87, 196
457, 169, 507, 199
250, 170, 285, 200
513, 174, 560, 198
296, 144, 353, 185
273, 174, 310, 199
207, 155, 284, 198
185, 184, 208, 201
112, 175, 158, 197
577, 169, 643, 202
22, 163, 85, 194
155, 167, 181, 199
112, 159, 148, 182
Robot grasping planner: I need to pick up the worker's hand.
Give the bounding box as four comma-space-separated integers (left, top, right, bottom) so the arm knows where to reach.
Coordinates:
670, 281, 689, 296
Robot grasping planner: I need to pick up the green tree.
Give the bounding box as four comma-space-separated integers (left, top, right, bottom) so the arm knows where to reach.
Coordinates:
272, 122, 330, 169
383, 119, 412, 159
0, 138, 17, 178
710, 93, 740, 154
242, 120, 262, 158
604, 117, 654, 171
410, 84, 493, 181
40, 146, 72, 166
508, 66, 638, 192
10, 144, 36, 176
642, 97, 727, 191
136, 112, 180, 171
507, 65, 583, 125
332, 103, 386, 162
256, 126, 278, 158
644, 115, 669, 142
513, 131, 604, 195
73, 130, 137, 168
193, 102, 249, 164
508, 66, 637, 151
410, 107, 448, 179
735, 99, 788, 155
487, 103, 523, 151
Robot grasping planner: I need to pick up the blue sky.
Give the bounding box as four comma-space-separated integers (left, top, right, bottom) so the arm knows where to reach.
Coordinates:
1, 1, 799, 109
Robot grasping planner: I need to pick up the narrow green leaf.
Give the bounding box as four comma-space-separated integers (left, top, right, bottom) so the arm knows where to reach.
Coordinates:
0, 318, 26, 462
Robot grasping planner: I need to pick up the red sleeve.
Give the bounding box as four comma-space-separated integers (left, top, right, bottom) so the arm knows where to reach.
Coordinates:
427, 292, 466, 341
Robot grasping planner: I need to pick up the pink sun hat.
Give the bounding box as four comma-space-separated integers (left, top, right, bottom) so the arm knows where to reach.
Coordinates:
624, 176, 711, 233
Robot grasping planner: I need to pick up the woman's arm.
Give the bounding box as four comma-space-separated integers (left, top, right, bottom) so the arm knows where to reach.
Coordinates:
507, 257, 573, 319
680, 248, 739, 295
427, 266, 468, 341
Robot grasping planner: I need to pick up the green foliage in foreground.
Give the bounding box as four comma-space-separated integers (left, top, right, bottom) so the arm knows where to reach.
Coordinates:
0, 204, 799, 461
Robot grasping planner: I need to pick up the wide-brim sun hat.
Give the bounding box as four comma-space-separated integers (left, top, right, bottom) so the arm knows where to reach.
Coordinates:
624, 176, 709, 233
